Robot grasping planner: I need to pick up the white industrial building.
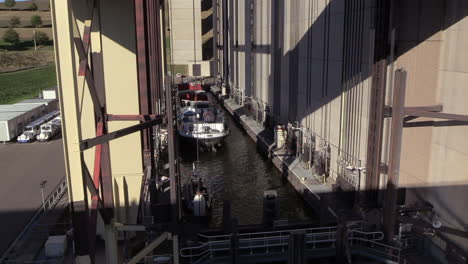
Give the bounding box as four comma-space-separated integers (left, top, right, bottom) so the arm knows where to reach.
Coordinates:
0, 98, 58, 142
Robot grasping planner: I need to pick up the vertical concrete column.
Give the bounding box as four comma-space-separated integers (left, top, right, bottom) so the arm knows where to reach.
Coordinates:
288, 231, 305, 264
244, 0, 252, 98
222, 0, 229, 94
383, 69, 407, 242
105, 221, 120, 263
51, 0, 92, 261
230, 219, 239, 264
212, 0, 218, 76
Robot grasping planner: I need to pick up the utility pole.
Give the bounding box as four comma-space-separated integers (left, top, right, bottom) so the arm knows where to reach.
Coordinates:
33, 29, 37, 51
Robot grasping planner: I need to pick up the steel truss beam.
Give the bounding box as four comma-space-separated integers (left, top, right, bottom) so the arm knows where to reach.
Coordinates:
80, 118, 163, 151
68, 0, 166, 261
383, 70, 468, 242
126, 232, 169, 264
398, 216, 468, 239
69, 0, 163, 261
106, 114, 159, 121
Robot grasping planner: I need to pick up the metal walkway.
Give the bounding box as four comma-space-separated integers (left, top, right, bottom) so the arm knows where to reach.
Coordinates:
180, 225, 406, 264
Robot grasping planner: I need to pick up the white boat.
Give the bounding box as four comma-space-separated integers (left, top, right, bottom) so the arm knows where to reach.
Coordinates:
17, 110, 60, 143
182, 163, 212, 218
37, 116, 61, 142
177, 90, 229, 150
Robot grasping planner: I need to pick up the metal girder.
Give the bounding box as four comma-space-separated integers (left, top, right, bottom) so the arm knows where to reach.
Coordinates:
406, 111, 468, 122
80, 118, 163, 151
126, 232, 169, 264
402, 104, 468, 127
115, 224, 146, 232
365, 59, 387, 205
383, 69, 407, 242
399, 216, 468, 239
404, 105, 443, 114
135, 0, 152, 167
106, 114, 159, 121
404, 120, 468, 128
82, 160, 111, 223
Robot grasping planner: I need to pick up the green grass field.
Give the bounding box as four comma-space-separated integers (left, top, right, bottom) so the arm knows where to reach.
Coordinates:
0, 64, 56, 104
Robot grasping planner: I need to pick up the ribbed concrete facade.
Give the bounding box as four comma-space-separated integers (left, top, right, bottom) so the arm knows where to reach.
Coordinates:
215, 0, 468, 257
169, 0, 212, 76
216, 0, 375, 188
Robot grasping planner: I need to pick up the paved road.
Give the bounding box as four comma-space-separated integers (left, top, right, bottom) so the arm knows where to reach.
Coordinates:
0, 139, 65, 255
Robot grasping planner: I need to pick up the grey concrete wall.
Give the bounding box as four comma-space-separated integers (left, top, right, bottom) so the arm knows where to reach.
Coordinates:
394, 0, 468, 253
222, 0, 375, 187
169, 0, 211, 75
216, 0, 468, 252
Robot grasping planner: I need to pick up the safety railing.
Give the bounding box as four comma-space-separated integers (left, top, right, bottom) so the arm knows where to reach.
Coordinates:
180, 226, 404, 264
0, 177, 68, 263
181, 225, 339, 258
349, 230, 401, 263
43, 178, 68, 211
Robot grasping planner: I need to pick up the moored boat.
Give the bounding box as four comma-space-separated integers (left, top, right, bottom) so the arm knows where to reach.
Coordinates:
177, 90, 229, 151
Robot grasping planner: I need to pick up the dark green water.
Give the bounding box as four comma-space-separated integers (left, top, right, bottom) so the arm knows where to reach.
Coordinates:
179, 108, 313, 227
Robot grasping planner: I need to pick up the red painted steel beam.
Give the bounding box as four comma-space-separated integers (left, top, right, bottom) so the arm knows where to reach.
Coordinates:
78, 25, 92, 76
100, 140, 114, 219
106, 114, 159, 121
134, 0, 152, 167
89, 122, 103, 255
80, 118, 163, 151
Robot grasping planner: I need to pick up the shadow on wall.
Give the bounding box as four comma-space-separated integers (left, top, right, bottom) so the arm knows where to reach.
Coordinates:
227, 0, 467, 125
227, 0, 468, 253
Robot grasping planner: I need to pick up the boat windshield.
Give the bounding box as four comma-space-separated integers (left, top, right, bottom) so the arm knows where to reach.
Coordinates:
23, 127, 33, 133
42, 125, 51, 131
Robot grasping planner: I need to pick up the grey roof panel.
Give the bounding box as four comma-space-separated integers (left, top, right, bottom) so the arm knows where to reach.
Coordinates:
0, 104, 45, 121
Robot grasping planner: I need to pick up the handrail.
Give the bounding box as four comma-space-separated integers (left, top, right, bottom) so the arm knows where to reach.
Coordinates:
0, 177, 68, 263
181, 227, 401, 262
198, 225, 338, 240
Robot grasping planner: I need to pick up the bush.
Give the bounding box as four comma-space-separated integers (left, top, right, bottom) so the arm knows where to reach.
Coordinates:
30, 15, 42, 27
29, 2, 38, 11
9, 16, 20, 28
4, 0, 16, 10
34, 31, 49, 45
2, 29, 19, 45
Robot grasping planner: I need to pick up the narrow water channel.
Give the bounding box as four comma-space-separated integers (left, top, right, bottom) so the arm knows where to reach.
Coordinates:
179, 108, 313, 227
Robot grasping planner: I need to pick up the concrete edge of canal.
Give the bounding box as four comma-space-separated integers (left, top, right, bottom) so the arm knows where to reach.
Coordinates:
211, 86, 339, 225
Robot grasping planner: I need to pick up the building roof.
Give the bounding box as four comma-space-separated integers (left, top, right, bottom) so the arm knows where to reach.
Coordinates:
43, 86, 58, 91
0, 104, 44, 122
15, 98, 57, 105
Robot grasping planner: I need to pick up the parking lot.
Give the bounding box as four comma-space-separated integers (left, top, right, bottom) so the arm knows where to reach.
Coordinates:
0, 138, 65, 255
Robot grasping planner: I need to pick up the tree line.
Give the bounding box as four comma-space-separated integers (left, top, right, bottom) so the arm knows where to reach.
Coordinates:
2, 1, 50, 47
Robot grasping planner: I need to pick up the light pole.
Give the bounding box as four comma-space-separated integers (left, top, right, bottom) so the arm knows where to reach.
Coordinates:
40, 180, 47, 211
33, 29, 37, 51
